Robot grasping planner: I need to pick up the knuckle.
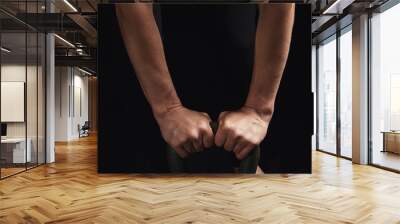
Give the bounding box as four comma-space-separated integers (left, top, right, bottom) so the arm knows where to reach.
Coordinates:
242, 135, 249, 142
231, 129, 241, 137
221, 124, 232, 133
189, 130, 199, 139
180, 136, 189, 144
219, 118, 228, 126
248, 138, 258, 145
198, 125, 209, 133
223, 120, 232, 128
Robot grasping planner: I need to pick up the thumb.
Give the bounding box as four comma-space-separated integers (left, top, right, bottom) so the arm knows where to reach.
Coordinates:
218, 111, 228, 122
201, 112, 212, 122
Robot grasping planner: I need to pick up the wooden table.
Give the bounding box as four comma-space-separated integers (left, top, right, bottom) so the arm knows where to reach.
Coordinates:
381, 131, 400, 154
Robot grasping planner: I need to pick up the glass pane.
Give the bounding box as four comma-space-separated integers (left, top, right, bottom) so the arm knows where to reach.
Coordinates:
312, 46, 317, 150
27, 31, 38, 169
340, 29, 352, 158
371, 4, 400, 171
318, 37, 337, 154
0, 1, 46, 178
38, 32, 45, 165
26, 0, 39, 169
1, 31, 27, 177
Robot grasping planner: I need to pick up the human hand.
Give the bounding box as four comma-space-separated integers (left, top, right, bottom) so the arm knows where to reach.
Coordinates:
215, 107, 270, 160
154, 106, 214, 158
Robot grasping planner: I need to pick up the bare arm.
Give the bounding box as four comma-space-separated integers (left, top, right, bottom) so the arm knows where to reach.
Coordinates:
116, 4, 213, 157
116, 4, 180, 116
245, 4, 295, 121
216, 4, 295, 160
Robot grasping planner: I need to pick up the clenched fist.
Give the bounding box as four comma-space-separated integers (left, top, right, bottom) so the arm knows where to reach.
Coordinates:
154, 106, 214, 158
215, 107, 270, 160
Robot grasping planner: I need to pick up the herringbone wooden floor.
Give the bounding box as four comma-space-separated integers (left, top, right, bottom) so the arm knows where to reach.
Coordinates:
1, 135, 400, 224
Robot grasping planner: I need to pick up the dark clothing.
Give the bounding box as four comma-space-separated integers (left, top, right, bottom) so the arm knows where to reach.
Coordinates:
156, 5, 258, 172
158, 5, 258, 121
98, 4, 312, 173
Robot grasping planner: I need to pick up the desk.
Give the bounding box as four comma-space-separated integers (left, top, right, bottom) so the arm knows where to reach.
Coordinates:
382, 131, 400, 154
1, 138, 31, 163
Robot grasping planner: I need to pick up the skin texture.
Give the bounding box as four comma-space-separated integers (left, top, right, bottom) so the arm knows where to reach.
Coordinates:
215, 4, 295, 159
116, 3, 294, 159
116, 4, 214, 157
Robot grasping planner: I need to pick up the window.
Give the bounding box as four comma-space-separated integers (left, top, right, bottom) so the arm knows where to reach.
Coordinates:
0, 1, 47, 179
317, 36, 337, 154
370, 3, 400, 171
339, 28, 352, 158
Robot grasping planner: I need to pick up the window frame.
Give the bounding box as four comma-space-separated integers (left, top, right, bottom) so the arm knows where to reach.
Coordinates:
315, 24, 353, 161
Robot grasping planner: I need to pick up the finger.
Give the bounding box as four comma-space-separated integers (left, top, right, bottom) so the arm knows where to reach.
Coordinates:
233, 139, 246, 154
183, 141, 195, 153
201, 112, 212, 121
202, 126, 214, 149
192, 136, 203, 152
236, 144, 255, 160
223, 132, 236, 151
214, 127, 227, 147
174, 146, 189, 158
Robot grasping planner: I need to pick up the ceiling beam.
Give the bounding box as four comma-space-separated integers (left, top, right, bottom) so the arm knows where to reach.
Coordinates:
67, 13, 97, 46
322, 0, 356, 14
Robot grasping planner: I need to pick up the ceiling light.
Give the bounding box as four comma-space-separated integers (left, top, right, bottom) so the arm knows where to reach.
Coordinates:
54, 34, 75, 48
63, 0, 78, 12
322, 0, 343, 15
78, 67, 93, 76
1, 47, 11, 53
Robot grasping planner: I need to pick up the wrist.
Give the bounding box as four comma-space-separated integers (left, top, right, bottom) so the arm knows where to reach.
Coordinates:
148, 87, 183, 119
152, 101, 183, 120
242, 104, 273, 123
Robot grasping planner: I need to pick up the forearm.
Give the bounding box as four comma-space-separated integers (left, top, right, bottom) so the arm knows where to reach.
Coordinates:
245, 4, 295, 121
116, 4, 181, 116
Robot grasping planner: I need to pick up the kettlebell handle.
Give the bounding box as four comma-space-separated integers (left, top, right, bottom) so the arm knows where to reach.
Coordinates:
167, 121, 260, 173
209, 121, 260, 173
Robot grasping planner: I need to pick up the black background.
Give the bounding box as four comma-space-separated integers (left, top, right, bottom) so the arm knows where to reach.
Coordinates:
98, 4, 312, 173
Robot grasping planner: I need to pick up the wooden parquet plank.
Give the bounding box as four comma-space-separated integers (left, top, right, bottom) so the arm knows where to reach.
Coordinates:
0, 135, 400, 223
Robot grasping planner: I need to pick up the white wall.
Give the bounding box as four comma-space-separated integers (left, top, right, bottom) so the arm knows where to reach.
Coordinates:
55, 67, 89, 141
1, 65, 41, 137
55, 66, 70, 141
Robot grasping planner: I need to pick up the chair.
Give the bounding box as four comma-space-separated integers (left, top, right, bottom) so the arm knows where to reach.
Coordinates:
79, 121, 90, 138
